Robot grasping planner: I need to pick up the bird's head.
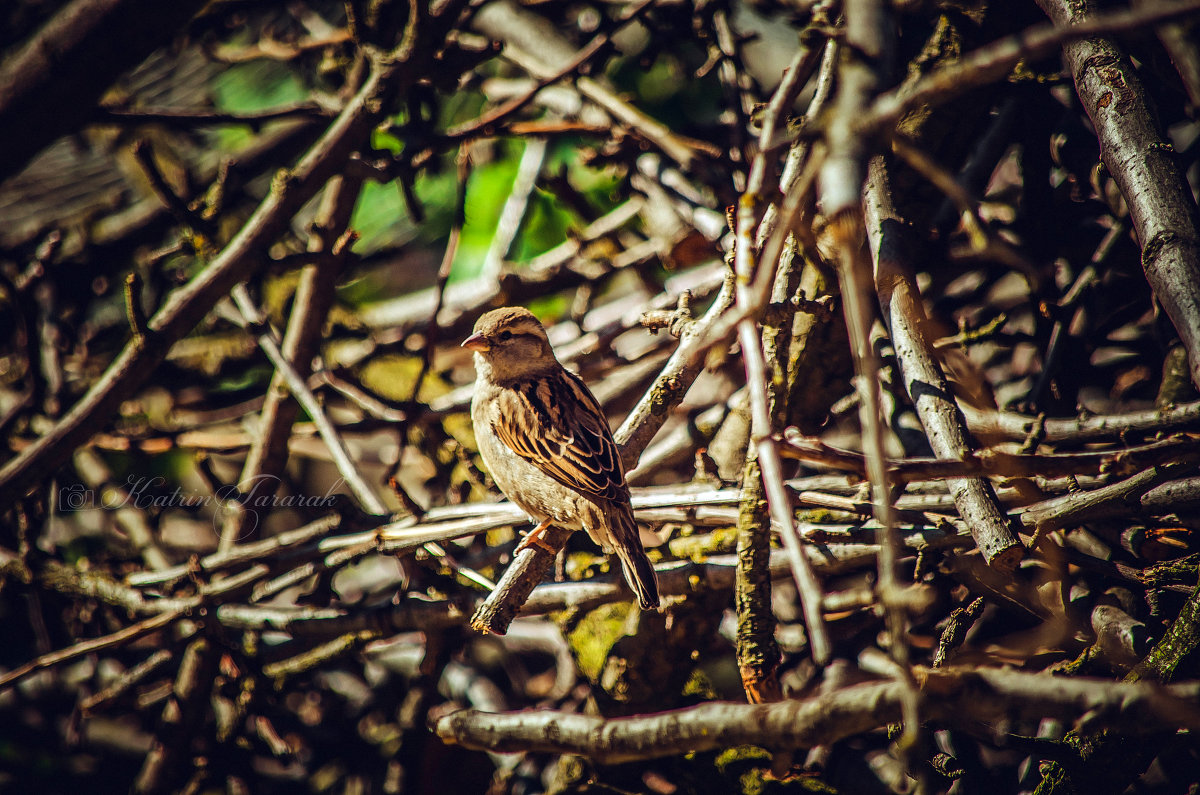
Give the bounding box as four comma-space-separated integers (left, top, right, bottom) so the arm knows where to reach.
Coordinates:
462, 307, 558, 382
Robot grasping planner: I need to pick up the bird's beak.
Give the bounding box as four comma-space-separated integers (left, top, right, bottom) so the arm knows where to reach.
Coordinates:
461, 332, 490, 352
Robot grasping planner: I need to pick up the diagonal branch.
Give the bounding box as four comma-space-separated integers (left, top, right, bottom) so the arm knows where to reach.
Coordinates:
220, 174, 364, 549
1037, 0, 1200, 390
864, 159, 1023, 572
862, 0, 1200, 139
226, 285, 386, 515
0, 47, 424, 504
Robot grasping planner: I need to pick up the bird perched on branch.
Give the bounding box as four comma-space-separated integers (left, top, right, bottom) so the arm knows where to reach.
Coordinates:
462, 307, 660, 610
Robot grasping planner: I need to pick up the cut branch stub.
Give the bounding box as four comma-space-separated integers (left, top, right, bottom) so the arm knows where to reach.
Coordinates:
470, 525, 572, 635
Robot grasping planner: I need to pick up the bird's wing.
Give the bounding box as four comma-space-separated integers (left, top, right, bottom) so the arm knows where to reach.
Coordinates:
492, 370, 627, 502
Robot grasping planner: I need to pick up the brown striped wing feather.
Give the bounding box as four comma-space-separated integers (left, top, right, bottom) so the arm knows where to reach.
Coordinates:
491, 370, 627, 502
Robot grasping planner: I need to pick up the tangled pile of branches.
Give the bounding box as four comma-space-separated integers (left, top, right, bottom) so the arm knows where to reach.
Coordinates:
3, 0, 1200, 792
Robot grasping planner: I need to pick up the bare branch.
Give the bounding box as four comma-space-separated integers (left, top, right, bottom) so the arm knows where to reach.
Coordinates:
437, 668, 1200, 763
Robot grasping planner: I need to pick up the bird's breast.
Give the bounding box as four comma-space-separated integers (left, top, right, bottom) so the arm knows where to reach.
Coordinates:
471, 386, 583, 529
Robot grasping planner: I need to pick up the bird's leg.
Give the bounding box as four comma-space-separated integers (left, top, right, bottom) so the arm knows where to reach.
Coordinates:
515, 518, 558, 554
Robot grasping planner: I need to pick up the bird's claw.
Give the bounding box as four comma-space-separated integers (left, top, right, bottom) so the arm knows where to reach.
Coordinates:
515, 520, 557, 554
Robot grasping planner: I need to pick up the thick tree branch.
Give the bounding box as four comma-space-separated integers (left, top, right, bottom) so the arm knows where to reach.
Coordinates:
436, 668, 1200, 763
1037, 0, 1200, 390
865, 159, 1023, 572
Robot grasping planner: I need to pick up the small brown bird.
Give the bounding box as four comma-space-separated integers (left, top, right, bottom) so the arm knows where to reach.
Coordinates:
462, 307, 660, 610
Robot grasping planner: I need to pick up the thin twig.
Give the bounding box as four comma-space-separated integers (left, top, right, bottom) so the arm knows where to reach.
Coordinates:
481, 137, 546, 283
0, 609, 184, 692
733, 42, 832, 666
410, 146, 471, 404
819, 0, 924, 763
226, 286, 497, 591
222, 172, 364, 549
227, 285, 387, 515
100, 101, 330, 127
123, 271, 150, 345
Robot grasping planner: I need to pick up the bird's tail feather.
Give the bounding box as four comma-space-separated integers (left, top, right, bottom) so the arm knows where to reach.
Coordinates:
609, 503, 660, 610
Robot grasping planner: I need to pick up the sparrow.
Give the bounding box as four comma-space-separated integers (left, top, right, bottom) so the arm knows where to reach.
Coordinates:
462, 307, 660, 610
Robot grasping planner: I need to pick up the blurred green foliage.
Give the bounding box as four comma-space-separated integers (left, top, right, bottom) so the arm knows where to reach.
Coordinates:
210, 61, 308, 150
200, 42, 717, 314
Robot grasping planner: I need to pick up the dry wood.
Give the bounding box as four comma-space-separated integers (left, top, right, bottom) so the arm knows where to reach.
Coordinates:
5, 1, 1200, 792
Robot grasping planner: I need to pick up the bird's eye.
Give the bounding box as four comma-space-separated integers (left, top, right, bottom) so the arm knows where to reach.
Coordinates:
497, 330, 513, 341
